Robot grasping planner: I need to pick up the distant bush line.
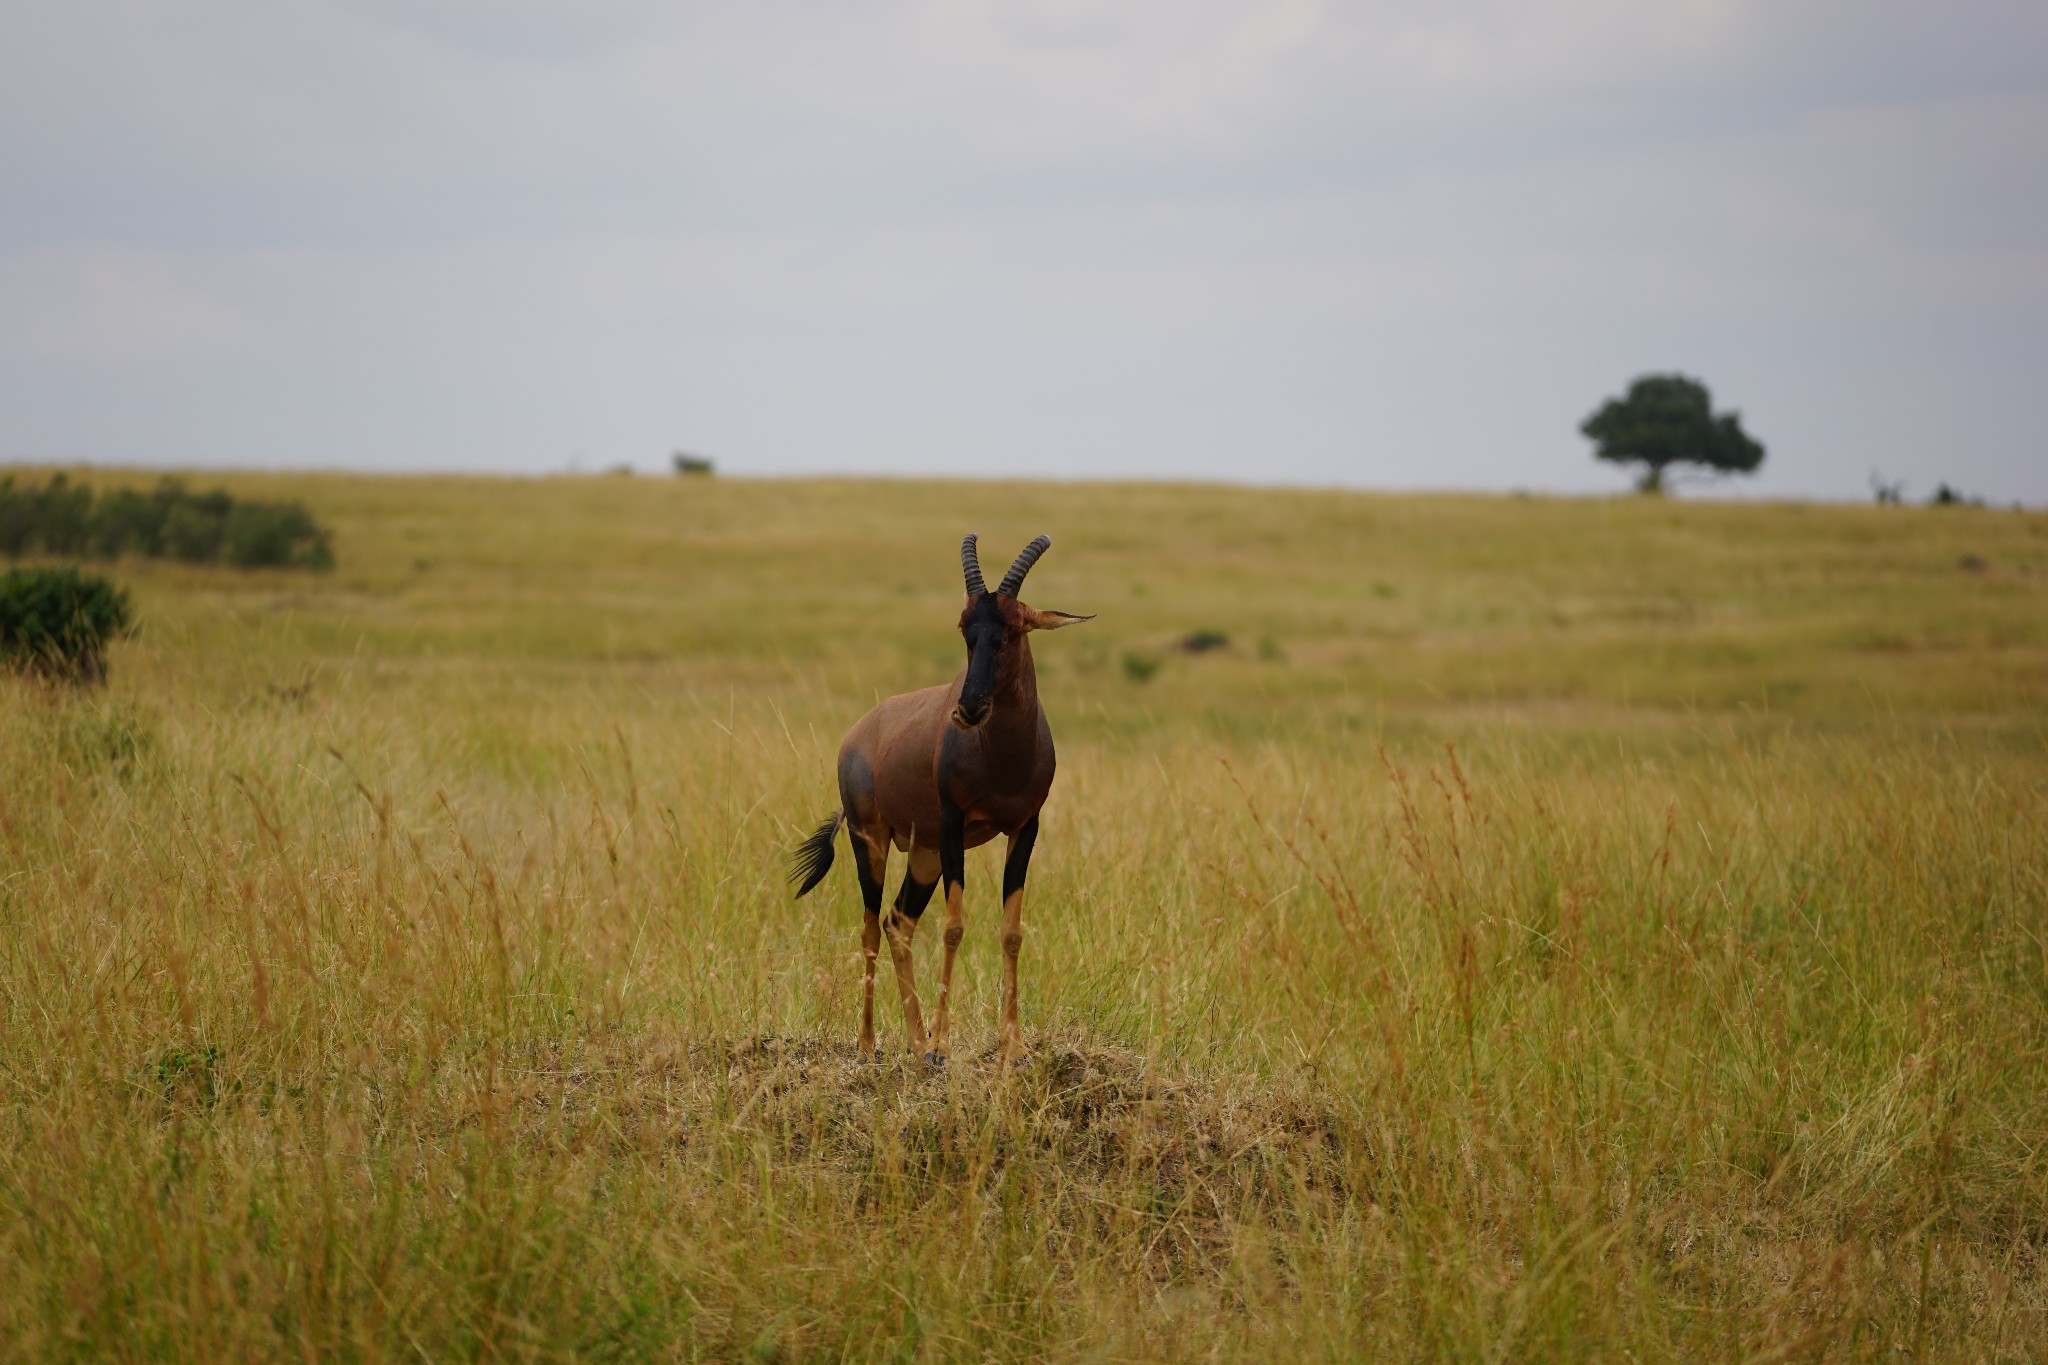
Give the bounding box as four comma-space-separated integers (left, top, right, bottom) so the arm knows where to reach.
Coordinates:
0, 474, 334, 570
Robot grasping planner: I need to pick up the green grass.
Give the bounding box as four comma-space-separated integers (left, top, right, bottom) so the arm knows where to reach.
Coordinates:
2, 468, 2045, 1360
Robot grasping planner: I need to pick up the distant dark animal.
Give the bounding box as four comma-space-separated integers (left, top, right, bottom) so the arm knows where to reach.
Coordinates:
790, 534, 1091, 1064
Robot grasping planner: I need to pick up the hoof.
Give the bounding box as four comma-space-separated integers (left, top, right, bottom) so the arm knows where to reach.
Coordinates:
922, 1050, 947, 1067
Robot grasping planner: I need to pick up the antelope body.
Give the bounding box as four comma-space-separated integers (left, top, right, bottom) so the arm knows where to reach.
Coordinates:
790, 534, 1090, 1063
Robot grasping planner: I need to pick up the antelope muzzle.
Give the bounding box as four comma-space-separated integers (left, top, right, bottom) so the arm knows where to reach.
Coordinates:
950, 698, 991, 730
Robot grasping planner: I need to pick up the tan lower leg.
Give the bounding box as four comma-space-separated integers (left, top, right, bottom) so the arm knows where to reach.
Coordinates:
930, 882, 965, 1058
859, 910, 881, 1055
884, 911, 928, 1054
999, 888, 1025, 1060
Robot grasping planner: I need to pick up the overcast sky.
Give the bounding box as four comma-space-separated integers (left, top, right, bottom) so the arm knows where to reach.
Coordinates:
3, 1, 2044, 500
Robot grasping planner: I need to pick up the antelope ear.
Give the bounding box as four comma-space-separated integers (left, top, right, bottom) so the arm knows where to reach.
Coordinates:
1020, 606, 1093, 631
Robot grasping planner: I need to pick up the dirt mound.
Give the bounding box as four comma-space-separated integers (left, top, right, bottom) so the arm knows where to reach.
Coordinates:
723, 1031, 1340, 1173
504, 1029, 1352, 1278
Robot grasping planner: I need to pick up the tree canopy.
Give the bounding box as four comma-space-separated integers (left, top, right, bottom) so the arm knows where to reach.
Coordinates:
1581, 374, 1765, 493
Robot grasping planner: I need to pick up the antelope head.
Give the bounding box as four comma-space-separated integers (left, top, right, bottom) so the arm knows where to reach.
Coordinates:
951, 534, 1092, 730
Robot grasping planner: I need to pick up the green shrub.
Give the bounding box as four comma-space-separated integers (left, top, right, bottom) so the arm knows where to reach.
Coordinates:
31, 476, 95, 555
0, 475, 96, 556
224, 499, 334, 569
0, 565, 134, 683
0, 475, 333, 570
0, 477, 32, 556
1121, 650, 1161, 683
86, 487, 166, 558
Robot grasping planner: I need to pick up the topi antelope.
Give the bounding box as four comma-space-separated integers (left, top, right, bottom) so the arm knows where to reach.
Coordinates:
790, 534, 1091, 1064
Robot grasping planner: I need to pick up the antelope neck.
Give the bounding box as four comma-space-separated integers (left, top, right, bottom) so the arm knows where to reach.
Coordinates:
975, 639, 1042, 762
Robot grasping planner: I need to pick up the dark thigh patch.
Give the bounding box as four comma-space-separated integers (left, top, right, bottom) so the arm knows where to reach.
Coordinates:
837, 748, 878, 819
895, 874, 938, 921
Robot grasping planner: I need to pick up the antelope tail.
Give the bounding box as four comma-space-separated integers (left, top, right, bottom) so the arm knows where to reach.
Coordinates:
788, 811, 845, 899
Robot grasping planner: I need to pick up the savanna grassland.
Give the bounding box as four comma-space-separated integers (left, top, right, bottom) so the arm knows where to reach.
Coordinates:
2, 470, 2046, 1362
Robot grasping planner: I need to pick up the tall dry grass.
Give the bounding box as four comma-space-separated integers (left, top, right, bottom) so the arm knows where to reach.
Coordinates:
1, 470, 2044, 1360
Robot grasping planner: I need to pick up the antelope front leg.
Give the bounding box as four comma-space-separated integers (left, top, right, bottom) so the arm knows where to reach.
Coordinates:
928, 803, 966, 1065
998, 815, 1039, 1064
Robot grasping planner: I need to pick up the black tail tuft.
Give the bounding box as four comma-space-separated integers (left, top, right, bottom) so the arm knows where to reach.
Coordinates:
788, 812, 843, 899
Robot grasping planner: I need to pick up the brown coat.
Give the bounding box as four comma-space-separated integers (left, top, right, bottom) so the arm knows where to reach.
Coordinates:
789, 534, 1090, 1065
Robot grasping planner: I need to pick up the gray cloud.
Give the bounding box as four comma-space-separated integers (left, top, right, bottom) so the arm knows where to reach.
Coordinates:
2, 0, 2044, 498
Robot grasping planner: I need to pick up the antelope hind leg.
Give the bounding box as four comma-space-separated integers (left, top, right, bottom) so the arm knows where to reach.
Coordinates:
849, 824, 889, 1059
880, 847, 950, 1064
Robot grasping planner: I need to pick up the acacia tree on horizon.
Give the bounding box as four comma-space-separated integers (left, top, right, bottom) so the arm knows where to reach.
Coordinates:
1581, 373, 1766, 494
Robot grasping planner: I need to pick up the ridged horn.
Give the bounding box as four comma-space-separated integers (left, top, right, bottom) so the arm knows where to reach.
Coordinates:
961, 533, 987, 598
997, 535, 1052, 597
